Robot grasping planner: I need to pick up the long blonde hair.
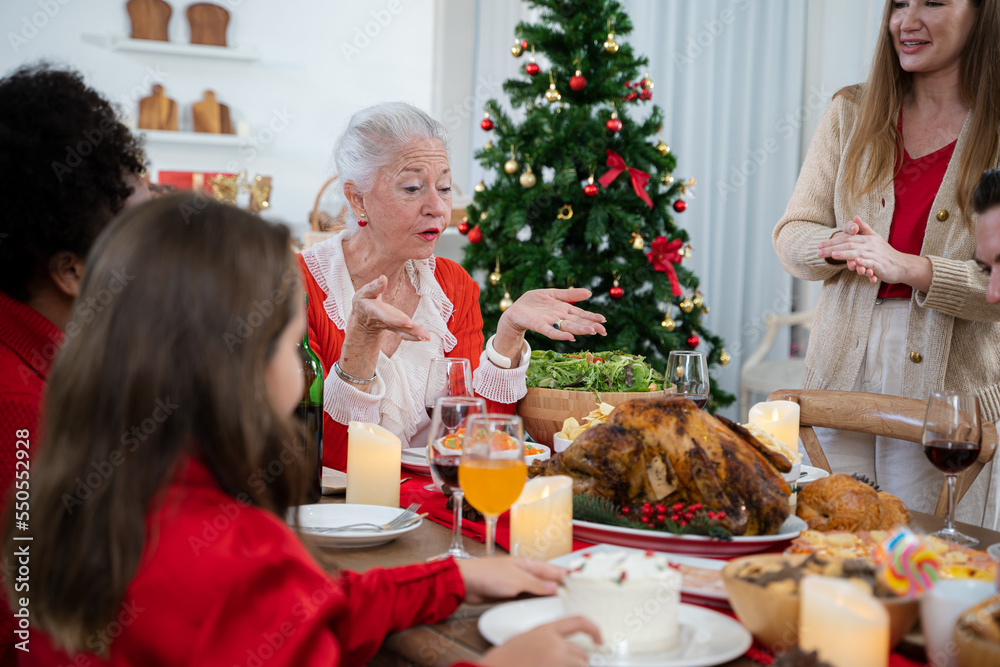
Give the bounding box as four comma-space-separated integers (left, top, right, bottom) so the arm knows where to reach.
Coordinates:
839, 0, 1000, 225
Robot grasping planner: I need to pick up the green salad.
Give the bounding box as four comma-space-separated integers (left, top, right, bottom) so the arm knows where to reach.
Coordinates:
526, 350, 664, 393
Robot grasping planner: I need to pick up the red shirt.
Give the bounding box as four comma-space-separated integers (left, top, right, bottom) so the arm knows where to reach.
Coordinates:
878, 122, 957, 299
0, 291, 63, 667
297, 255, 514, 471
24, 457, 468, 666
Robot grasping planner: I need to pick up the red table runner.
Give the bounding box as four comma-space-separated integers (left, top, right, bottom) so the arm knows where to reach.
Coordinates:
399, 473, 927, 666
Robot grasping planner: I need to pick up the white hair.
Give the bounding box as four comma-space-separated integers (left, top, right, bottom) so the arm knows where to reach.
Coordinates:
332, 102, 450, 227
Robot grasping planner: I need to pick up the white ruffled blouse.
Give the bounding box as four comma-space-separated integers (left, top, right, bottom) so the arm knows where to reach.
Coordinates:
301, 231, 528, 448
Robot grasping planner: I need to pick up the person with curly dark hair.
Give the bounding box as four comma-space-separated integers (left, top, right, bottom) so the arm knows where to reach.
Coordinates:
0, 63, 148, 666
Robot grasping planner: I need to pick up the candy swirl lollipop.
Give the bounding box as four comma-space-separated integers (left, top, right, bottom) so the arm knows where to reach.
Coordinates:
877, 528, 941, 599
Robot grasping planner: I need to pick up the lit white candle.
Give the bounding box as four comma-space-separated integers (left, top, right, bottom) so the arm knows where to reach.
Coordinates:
800, 576, 889, 667
346, 422, 401, 507
510, 475, 573, 560
748, 400, 801, 450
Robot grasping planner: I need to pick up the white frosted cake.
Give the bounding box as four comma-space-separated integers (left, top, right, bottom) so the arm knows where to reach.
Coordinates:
559, 550, 682, 656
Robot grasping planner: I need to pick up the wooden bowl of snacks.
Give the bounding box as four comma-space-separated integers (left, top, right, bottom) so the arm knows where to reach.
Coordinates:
955, 595, 1000, 667
722, 554, 921, 653
518, 387, 670, 446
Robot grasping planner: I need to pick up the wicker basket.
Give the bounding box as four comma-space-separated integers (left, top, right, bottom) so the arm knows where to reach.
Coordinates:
516, 386, 673, 447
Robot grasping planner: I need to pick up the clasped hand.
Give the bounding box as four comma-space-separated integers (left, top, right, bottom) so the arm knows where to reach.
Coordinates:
817, 216, 912, 285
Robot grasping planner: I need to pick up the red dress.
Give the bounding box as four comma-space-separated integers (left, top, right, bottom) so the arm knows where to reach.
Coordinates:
297, 254, 515, 471
23, 457, 471, 666
0, 291, 64, 667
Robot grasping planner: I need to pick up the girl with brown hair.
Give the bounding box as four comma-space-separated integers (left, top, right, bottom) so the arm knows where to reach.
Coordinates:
5, 193, 597, 666
773, 0, 1000, 526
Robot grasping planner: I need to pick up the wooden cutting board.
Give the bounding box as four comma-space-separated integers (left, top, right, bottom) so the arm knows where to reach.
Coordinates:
192, 90, 232, 134
138, 84, 178, 131
127, 0, 171, 41
187, 2, 229, 47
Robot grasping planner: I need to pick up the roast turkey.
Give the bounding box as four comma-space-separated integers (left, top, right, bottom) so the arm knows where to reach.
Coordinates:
530, 397, 793, 535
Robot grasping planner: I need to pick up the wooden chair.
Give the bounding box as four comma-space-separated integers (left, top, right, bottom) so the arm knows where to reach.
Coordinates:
768, 389, 998, 517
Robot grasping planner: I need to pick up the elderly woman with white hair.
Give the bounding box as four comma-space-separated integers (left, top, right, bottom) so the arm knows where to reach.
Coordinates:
298, 102, 606, 470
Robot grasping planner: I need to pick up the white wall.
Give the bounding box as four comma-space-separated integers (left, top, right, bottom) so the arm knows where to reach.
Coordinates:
0, 0, 438, 237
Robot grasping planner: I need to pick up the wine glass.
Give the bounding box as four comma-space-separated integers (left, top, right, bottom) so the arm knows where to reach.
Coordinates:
426, 396, 487, 562
922, 391, 982, 547
459, 414, 527, 558
423, 358, 473, 491
665, 351, 710, 408
424, 358, 474, 419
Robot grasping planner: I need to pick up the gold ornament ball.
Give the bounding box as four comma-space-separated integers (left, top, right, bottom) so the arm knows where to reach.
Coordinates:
679, 298, 694, 314
480, 211, 488, 220
660, 317, 676, 331
683, 245, 693, 259
701, 306, 710, 314
545, 84, 562, 103
656, 140, 670, 157
519, 168, 537, 189
603, 33, 619, 53
499, 291, 514, 312
632, 234, 645, 250
511, 42, 524, 57
489, 270, 503, 286
661, 173, 675, 186
474, 180, 486, 193
504, 158, 520, 175
484, 139, 494, 149
719, 350, 731, 366
692, 295, 703, 309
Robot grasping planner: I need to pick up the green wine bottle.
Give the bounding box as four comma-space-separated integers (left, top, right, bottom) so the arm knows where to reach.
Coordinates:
296, 294, 324, 504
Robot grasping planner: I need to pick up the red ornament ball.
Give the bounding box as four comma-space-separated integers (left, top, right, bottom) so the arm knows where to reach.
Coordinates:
480, 118, 494, 131
583, 183, 599, 197
610, 285, 624, 299
467, 225, 483, 244
673, 199, 688, 213
521, 39, 528, 49
687, 334, 700, 349
606, 117, 623, 132
525, 62, 540, 76
457, 220, 470, 235
627, 91, 637, 102
569, 74, 587, 91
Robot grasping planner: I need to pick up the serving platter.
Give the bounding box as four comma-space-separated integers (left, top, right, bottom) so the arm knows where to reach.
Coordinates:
572, 515, 807, 558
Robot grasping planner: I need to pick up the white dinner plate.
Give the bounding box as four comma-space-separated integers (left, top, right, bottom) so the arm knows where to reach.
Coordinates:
478, 597, 751, 667
290, 504, 422, 548
401, 447, 431, 474
797, 465, 830, 485
550, 545, 728, 608
572, 515, 807, 558
987, 543, 1000, 561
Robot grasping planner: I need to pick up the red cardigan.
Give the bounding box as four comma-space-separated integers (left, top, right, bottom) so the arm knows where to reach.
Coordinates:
0, 292, 63, 667
297, 255, 513, 471
24, 457, 469, 666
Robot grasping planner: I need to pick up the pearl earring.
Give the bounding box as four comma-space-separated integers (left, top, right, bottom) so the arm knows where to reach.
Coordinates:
358, 213, 367, 227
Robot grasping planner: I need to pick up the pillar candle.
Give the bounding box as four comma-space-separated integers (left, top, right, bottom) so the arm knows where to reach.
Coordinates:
748, 400, 801, 450
346, 422, 401, 507
800, 576, 889, 667
510, 475, 573, 560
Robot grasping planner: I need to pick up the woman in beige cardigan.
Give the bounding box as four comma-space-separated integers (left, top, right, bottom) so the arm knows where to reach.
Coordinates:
773, 0, 1000, 527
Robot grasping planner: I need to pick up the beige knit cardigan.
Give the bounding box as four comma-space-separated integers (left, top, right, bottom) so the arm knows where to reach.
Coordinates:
773, 94, 1000, 422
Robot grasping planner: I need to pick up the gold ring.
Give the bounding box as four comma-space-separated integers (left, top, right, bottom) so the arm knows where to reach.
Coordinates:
553, 320, 563, 330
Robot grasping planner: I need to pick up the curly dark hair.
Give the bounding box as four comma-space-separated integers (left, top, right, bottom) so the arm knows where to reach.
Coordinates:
974, 169, 1000, 215
0, 63, 146, 302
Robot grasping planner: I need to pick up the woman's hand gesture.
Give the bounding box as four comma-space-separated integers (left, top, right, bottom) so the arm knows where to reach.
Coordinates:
500, 288, 607, 342
349, 275, 429, 342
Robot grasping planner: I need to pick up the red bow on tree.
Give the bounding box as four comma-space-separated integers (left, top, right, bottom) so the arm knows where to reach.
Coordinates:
647, 236, 684, 297
597, 149, 653, 209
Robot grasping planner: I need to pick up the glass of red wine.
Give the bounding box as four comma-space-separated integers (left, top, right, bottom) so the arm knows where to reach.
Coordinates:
923, 390, 982, 547
665, 351, 710, 408
423, 358, 474, 491
426, 395, 487, 562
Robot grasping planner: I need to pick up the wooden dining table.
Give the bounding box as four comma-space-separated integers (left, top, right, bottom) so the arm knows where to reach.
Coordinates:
317, 494, 1000, 667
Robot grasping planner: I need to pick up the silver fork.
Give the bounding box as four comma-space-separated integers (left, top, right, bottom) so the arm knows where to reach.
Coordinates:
305, 502, 421, 534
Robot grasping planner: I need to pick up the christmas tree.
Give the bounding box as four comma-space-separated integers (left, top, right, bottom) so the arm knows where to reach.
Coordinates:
460, 0, 734, 410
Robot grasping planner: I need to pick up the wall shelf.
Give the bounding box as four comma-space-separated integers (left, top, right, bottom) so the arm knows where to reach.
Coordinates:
82, 33, 260, 61
140, 129, 245, 147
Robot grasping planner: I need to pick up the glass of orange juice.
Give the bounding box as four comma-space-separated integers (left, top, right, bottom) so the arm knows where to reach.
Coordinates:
459, 414, 527, 557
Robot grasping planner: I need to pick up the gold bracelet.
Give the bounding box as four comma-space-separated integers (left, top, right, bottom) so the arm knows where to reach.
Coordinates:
333, 360, 377, 385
